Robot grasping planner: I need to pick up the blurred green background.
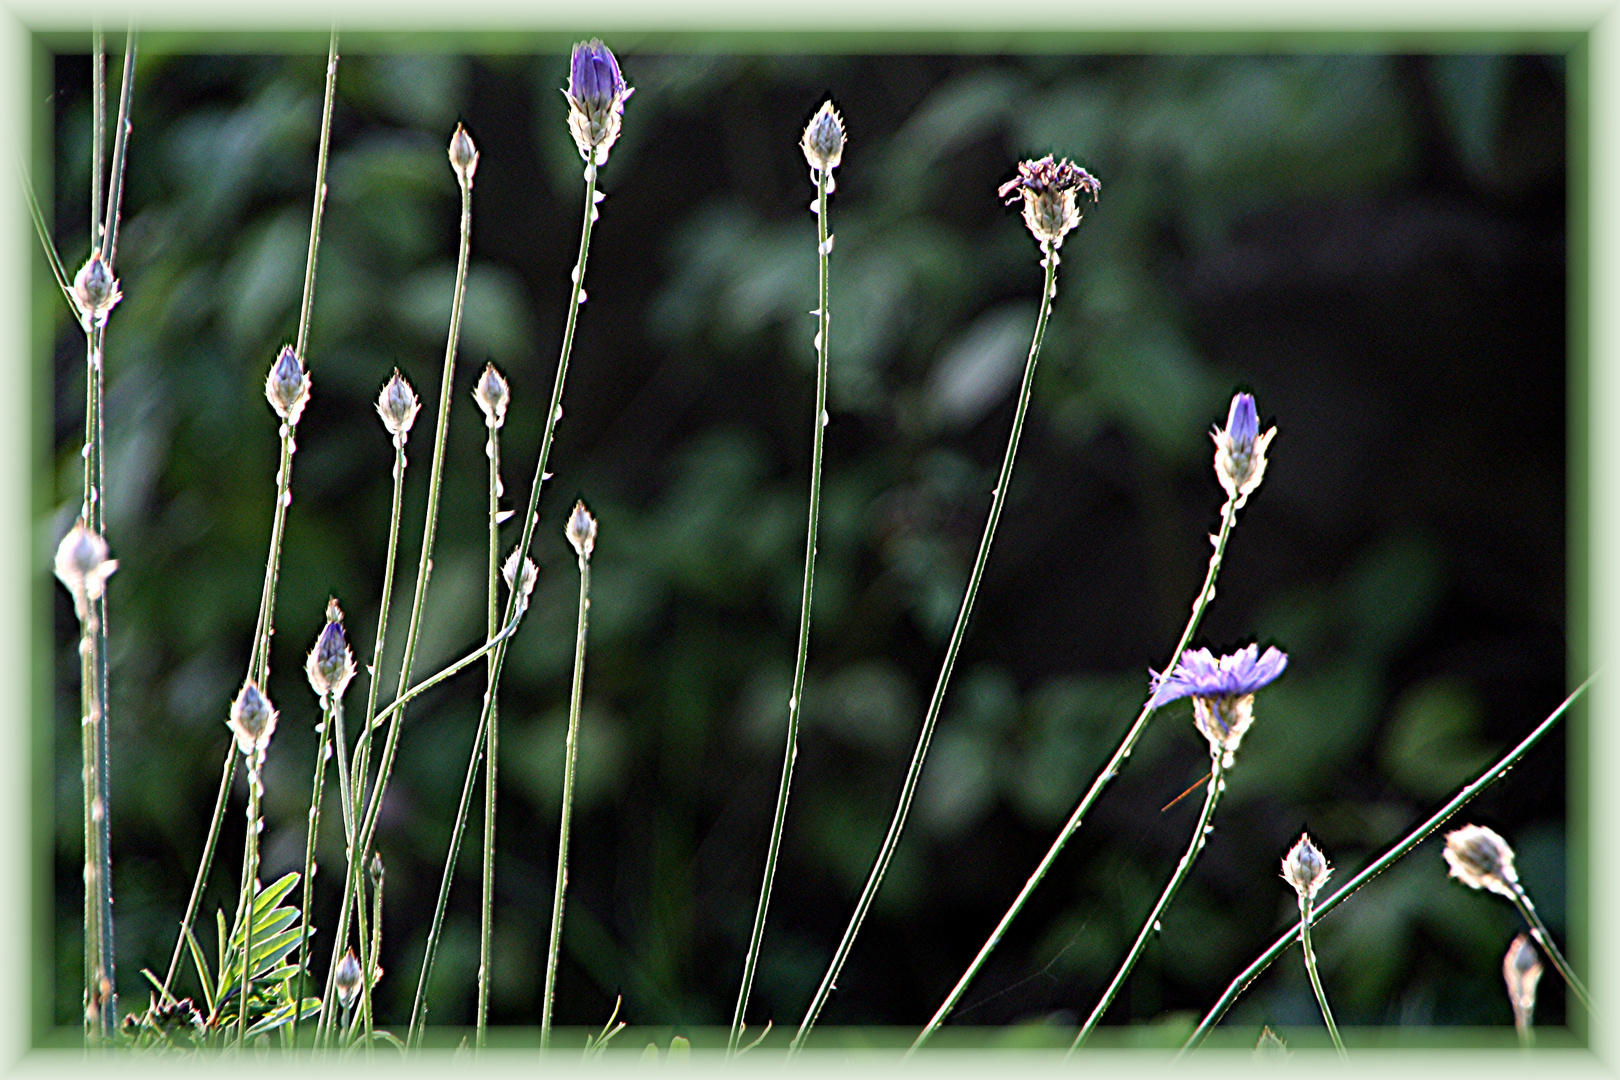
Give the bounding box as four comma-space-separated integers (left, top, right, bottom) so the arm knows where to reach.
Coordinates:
45, 40, 1570, 1042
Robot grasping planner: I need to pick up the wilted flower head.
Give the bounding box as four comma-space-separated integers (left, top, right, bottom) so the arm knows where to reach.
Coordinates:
377, 370, 421, 441
227, 680, 278, 758
265, 346, 311, 426
564, 39, 632, 166
801, 101, 846, 174
1213, 393, 1276, 508
503, 548, 539, 615
1443, 824, 1519, 898
1149, 644, 1288, 765
306, 598, 356, 702
73, 252, 121, 326
998, 155, 1101, 249
1281, 833, 1331, 903
473, 363, 509, 429
1503, 933, 1543, 1032
334, 948, 363, 1009
448, 123, 479, 187
566, 500, 598, 561
54, 519, 117, 616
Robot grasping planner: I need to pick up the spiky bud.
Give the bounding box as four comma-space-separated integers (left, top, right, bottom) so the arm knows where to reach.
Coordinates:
564, 39, 632, 166
377, 370, 421, 441
54, 519, 117, 616
1503, 933, 1543, 1033
1213, 393, 1276, 509
1444, 824, 1519, 898
473, 363, 509, 429
227, 681, 278, 758
502, 547, 539, 615
801, 101, 846, 174
998, 155, 1101, 249
334, 948, 363, 1009
265, 346, 311, 426
306, 599, 357, 702
370, 851, 385, 889
566, 500, 598, 561
73, 252, 122, 326
449, 123, 479, 187
1281, 833, 1331, 903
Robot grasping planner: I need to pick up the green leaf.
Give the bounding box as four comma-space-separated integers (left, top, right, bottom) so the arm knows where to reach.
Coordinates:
184, 925, 216, 1014
251, 872, 301, 919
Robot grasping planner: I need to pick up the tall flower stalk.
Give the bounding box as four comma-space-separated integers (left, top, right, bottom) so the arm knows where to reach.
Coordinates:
1282, 833, 1347, 1057
793, 155, 1099, 1052
223, 683, 279, 1047
910, 390, 1273, 1052
541, 503, 598, 1050
728, 99, 844, 1058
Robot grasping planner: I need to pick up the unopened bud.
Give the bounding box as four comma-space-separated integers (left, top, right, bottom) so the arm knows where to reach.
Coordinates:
1503, 933, 1543, 1033
1443, 824, 1519, 898
801, 100, 846, 174
369, 851, 385, 888
473, 363, 509, 429
1253, 1026, 1290, 1059
265, 346, 311, 426
54, 519, 117, 615
73, 252, 122, 326
1281, 833, 1331, 903
377, 370, 421, 440
565, 39, 632, 165
449, 123, 479, 187
227, 681, 278, 758
306, 599, 357, 701
566, 500, 597, 561
1212, 393, 1276, 509
502, 548, 539, 615
334, 948, 363, 1009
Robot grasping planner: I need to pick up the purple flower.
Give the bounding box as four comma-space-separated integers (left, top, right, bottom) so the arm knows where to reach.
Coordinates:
565, 39, 633, 165
1212, 392, 1275, 507
1148, 644, 1287, 763
264, 345, 310, 426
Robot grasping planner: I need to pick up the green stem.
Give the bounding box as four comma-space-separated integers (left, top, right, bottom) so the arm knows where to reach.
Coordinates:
1509, 884, 1592, 1014
160, 752, 235, 998
235, 762, 262, 1048
91, 30, 103, 251
1068, 753, 1225, 1054
909, 498, 1239, 1053
542, 553, 591, 1051
1178, 672, 1598, 1054
792, 242, 1061, 1052
291, 693, 334, 1047
1300, 892, 1347, 1058
101, 31, 137, 269
477, 420, 502, 1046
729, 164, 832, 1058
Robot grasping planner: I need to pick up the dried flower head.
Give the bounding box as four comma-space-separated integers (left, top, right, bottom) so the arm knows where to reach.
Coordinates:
306, 598, 357, 702
564, 39, 633, 166
998, 155, 1101, 249
377, 370, 421, 441
1213, 393, 1276, 508
1503, 933, 1543, 1031
448, 123, 479, 187
1149, 644, 1288, 766
1281, 833, 1331, 903
265, 345, 311, 426
73, 252, 122, 327
227, 681, 278, 758
54, 519, 117, 616
801, 100, 846, 174
473, 363, 510, 429
334, 948, 363, 1009
566, 500, 598, 561
503, 548, 539, 614
1443, 824, 1519, 898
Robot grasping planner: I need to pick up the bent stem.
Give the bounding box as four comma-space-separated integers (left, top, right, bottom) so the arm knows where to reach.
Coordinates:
1508, 884, 1592, 1014
793, 244, 1061, 1052
477, 422, 502, 1045
542, 551, 592, 1051
909, 497, 1240, 1052
1067, 753, 1226, 1055
1299, 892, 1347, 1058
1178, 672, 1598, 1054
729, 162, 832, 1057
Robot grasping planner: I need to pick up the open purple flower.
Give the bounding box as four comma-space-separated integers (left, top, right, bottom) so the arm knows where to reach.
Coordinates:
565, 39, 633, 165
1149, 644, 1287, 764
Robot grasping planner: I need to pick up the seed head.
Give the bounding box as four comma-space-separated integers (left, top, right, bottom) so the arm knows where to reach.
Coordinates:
998, 155, 1100, 249
503, 547, 539, 615
1281, 833, 1331, 903
1213, 393, 1276, 509
566, 500, 598, 561
1503, 933, 1543, 1031
1443, 824, 1519, 898
377, 370, 421, 441
227, 680, 278, 758
448, 123, 479, 187
565, 39, 632, 166
73, 252, 122, 327
801, 101, 846, 174
334, 948, 363, 1009
54, 519, 117, 616
306, 599, 357, 702
473, 363, 510, 429
265, 345, 311, 426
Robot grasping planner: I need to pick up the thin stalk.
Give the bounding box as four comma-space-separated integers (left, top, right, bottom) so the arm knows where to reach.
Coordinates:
365, 858, 384, 1048
1509, 884, 1592, 1014
542, 552, 592, 1050
729, 164, 832, 1057
1179, 672, 1598, 1054
1067, 753, 1226, 1055
910, 498, 1240, 1052
101, 31, 137, 269
477, 420, 502, 1045
793, 242, 1061, 1051
235, 762, 263, 1048
78, 595, 112, 1037
19, 161, 76, 312
91, 30, 103, 251
161, 754, 235, 997
292, 693, 335, 1047
1298, 891, 1347, 1057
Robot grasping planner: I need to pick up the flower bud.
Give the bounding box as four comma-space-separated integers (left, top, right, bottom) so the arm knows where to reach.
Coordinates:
502, 548, 539, 615
377, 370, 421, 441
1503, 933, 1543, 1033
801, 101, 846, 174
564, 39, 632, 165
1443, 823, 1519, 898
448, 123, 479, 187
227, 680, 278, 758
997, 155, 1100, 249
566, 500, 598, 561
334, 948, 363, 1009
1281, 832, 1331, 903
473, 363, 509, 429
265, 346, 311, 426
369, 851, 385, 889
1212, 392, 1276, 508
54, 519, 117, 615
306, 598, 357, 702
73, 252, 122, 326
1253, 1026, 1290, 1059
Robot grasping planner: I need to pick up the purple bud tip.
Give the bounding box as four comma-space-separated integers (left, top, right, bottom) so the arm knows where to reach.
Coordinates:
570, 39, 625, 112
1226, 393, 1258, 451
